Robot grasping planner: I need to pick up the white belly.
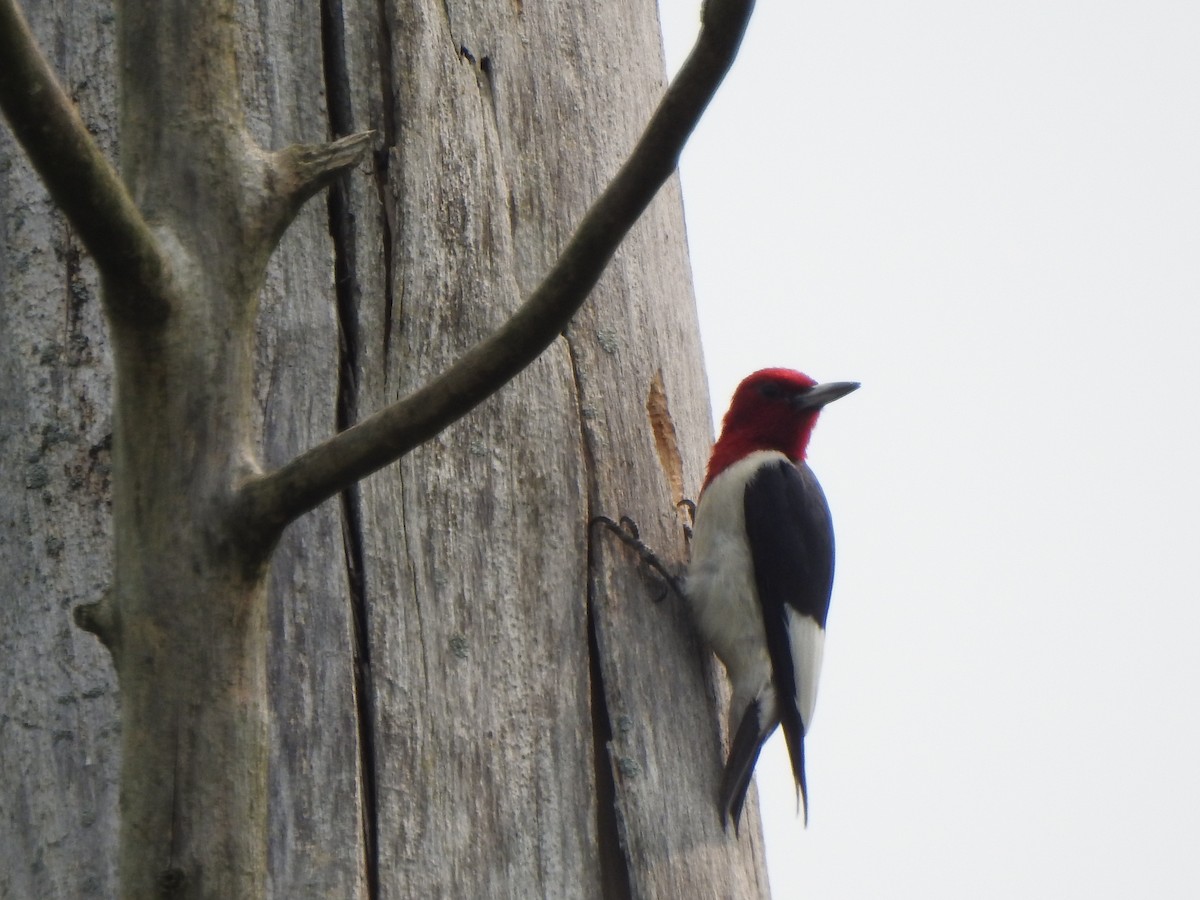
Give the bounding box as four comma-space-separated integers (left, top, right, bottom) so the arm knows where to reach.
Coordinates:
685, 451, 788, 714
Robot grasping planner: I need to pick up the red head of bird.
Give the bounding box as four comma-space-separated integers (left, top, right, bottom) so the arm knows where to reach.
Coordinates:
703, 368, 860, 490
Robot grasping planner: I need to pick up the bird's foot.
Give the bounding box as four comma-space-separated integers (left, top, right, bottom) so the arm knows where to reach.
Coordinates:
590, 514, 686, 602
677, 498, 696, 542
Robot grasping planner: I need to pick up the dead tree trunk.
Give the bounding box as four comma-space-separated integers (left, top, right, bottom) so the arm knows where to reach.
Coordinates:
0, 0, 770, 896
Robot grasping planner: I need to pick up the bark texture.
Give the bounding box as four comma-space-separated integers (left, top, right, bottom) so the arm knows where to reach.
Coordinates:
1, 0, 770, 897
1, 7, 121, 897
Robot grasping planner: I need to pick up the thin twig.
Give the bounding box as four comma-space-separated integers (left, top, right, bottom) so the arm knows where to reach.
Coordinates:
235, 0, 756, 543
0, 0, 174, 326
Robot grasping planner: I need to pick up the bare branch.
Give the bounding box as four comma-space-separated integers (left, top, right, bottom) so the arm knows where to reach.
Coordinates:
235, 0, 756, 542
0, 0, 173, 326
261, 131, 375, 247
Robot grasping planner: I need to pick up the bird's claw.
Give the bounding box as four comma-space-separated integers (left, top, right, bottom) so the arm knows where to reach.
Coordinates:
589, 514, 686, 603
677, 498, 696, 542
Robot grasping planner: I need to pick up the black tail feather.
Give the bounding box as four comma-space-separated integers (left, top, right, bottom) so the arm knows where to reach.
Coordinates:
720, 701, 768, 834
777, 702, 809, 826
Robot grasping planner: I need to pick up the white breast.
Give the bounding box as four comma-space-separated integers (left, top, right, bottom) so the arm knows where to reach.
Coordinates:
685, 450, 790, 716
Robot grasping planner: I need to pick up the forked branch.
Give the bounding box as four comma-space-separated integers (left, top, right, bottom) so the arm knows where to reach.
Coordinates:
0, 0, 174, 326
235, 0, 757, 543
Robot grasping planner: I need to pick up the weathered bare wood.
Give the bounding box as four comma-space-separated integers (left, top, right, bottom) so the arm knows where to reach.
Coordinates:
237, 1, 369, 895
0, 2, 121, 896
327, 0, 770, 895
0, 0, 172, 326
1, 0, 772, 896
325, 3, 599, 896
542, 2, 772, 892
1, 0, 368, 896
234, 0, 755, 540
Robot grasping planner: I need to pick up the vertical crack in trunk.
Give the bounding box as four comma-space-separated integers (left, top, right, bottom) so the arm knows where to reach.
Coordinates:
339, 481, 380, 900
567, 338, 635, 900
374, 0, 398, 372
586, 608, 635, 900
320, 3, 380, 897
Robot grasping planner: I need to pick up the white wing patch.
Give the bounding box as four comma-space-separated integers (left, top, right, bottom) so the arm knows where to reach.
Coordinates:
786, 609, 825, 732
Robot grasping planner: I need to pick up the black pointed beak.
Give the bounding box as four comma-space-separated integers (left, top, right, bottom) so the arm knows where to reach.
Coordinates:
792, 381, 860, 411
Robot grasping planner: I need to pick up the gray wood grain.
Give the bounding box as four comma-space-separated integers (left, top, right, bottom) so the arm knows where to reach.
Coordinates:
239, 1, 368, 895
1, 1, 366, 895
0, 3, 120, 896
333, 3, 600, 896
332, 0, 771, 895
0, 0, 771, 895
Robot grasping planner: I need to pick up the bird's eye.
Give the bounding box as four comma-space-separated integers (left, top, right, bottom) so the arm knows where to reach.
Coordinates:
759, 383, 783, 399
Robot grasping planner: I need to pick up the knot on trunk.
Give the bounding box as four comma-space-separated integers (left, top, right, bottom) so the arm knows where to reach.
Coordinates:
73, 591, 119, 653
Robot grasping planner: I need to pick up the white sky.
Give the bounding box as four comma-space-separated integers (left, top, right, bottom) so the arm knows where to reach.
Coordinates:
657, 2, 1200, 897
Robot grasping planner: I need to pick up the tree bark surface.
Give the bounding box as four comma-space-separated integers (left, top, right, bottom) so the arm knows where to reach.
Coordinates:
1, 5, 121, 896
331, 0, 770, 895
0, 0, 771, 897
240, 2, 369, 897
1, 1, 366, 896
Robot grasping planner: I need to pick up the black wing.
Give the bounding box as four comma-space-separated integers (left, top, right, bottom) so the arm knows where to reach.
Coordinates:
743, 459, 835, 821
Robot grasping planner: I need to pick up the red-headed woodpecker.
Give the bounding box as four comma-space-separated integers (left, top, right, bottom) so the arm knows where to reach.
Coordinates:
687, 368, 858, 830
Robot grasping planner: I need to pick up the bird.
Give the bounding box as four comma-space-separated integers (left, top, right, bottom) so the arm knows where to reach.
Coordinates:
685, 367, 858, 831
